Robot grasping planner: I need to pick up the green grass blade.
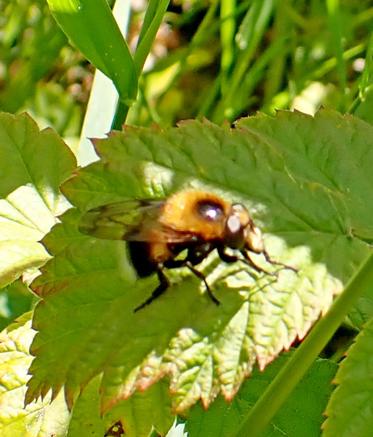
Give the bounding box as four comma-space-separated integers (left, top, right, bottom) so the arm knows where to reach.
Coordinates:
222, 35, 289, 121
133, 0, 171, 75
326, 0, 347, 111
358, 32, 373, 99
77, 0, 131, 166
263, 2, 290, 103
213, 0, 275, 122
137, 0, 161, 48
349, 33, 373, 114
46, 0, 137, 104
149, 0, 220, 121
313, 43, 365, 79
113, 0, 170, 127
220, 0, 236, 93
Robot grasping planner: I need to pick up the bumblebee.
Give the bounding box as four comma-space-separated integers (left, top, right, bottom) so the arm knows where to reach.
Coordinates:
79, 190, 295, 312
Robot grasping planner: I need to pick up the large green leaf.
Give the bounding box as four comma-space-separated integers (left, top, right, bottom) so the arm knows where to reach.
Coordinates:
0, 112, 76, 288
322, 317, 373, 436
27, 110, 372, 415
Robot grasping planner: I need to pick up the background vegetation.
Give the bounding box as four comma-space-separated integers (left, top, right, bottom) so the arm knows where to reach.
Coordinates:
1, 0, 372, 136
0, 1, 372, 436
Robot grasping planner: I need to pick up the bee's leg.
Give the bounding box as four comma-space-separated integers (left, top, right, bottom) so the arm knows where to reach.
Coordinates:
218, 246, 272, 275
262, 250, 298, 273
185, 262, 220, 306
134, 267, 169, 312
217, 247, 240, 263
164, 245, 219, 306
240, 250, 276, 276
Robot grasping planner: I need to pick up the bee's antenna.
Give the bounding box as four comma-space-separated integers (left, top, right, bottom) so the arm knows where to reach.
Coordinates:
262, 250, 298, 273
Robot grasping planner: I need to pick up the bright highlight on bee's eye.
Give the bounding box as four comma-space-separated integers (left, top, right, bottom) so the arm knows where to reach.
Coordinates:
79, 190, 296, 312
196, 200, 224, 221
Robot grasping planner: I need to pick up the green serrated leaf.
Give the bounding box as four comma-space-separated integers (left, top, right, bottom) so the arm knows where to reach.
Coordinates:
0, 112, 76, 288
323, 317, 373, 436
28, 110, 372, 415
0, 313, 70, 437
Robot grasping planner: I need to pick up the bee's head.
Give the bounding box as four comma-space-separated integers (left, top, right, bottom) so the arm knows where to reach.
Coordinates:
224, 203, 264, 253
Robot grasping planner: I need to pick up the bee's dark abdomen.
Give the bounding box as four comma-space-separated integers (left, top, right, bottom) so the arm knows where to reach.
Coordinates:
127, 241, 157, 277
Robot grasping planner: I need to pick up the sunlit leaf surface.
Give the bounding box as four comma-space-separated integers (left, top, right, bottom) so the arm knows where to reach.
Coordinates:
0, 112, 76, 288
0, 314, 69, 437
28, 110, 372, 413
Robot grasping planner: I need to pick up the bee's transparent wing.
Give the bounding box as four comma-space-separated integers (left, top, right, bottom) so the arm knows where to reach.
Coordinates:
79, 199, 197, 243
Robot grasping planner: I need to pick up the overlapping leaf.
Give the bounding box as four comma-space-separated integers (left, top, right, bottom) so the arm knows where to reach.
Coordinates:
0, 112, 76, 288
67, 376, 173, 437
0, 314, 70, 437
323, 317, 373, 436
0, 280, 34, 330
28, 110, 372, 414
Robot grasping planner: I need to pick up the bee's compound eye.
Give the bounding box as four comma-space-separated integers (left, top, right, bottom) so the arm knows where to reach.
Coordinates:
196, 200, 225, 222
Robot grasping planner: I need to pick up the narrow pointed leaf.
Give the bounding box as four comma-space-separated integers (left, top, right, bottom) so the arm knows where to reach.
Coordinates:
46, 0, 137, 103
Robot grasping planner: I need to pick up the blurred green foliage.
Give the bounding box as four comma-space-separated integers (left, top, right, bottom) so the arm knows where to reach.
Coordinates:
127, 0, 372, 125
1, 0, 371, 135
0, 0, 88, 136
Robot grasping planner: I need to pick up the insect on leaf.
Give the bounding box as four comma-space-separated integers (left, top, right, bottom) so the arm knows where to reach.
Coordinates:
28, 110, 372, 414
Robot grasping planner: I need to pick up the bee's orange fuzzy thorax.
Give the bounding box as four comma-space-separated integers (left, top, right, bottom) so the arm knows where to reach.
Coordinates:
160, 190, 230, 240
